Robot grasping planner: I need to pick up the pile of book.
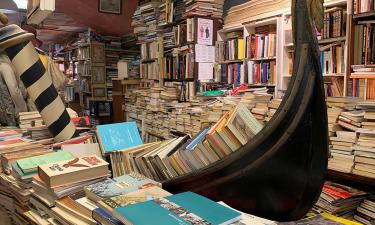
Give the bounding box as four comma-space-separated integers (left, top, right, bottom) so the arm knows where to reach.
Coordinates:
314, 182, 368, 220
224, 0, 290, 29
111, 103, 263, 181
184, 0, 224, 18
132, 1, 160, 42
354, 195, 375, 224
18, 109, 78, 131
124, 88, 280, 140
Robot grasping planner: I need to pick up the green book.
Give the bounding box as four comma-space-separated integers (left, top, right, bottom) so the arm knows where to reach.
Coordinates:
16, 150, 74, 174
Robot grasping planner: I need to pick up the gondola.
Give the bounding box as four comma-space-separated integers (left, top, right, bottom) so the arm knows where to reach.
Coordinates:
163, 0, 328, 221
0, 0, 327, 222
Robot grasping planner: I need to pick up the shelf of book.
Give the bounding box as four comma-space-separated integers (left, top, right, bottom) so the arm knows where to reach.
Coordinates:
350, 74, 375, 79
246, 57, 277, 62
323, 73, 345, 77
318, 36, 346, 44
327, 169, 375, 191
281, 2, 348, 97
353, 11, 375, 20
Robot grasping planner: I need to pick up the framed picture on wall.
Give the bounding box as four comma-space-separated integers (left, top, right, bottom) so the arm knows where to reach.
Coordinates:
92, 66, 106, 84
98, 0, 122, 15
93, 87, 107, 97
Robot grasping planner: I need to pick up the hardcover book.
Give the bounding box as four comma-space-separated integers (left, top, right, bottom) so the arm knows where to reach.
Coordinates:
38, 155, 109, 188
114, 192, 241, 225
96, 122, 143, 154
84, 172, 162, 202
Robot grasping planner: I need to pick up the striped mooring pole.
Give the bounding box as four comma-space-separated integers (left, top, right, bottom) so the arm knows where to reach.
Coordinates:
0, 14, 77, 142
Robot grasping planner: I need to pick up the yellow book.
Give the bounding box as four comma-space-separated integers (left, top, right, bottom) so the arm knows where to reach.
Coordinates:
238, 39, 245, 60
321, 213, 362, 225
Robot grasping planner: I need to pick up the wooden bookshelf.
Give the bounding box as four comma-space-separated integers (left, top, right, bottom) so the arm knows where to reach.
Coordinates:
327, 169, 375, 191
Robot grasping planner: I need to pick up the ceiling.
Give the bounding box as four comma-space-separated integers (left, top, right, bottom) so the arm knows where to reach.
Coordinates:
34, 0, 139, 47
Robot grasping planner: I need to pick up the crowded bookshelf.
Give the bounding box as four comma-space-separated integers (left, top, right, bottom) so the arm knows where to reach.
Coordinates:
0, 0, 375, 224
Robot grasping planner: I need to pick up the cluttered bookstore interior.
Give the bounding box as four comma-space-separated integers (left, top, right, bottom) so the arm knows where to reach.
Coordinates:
1, 0, 375, 224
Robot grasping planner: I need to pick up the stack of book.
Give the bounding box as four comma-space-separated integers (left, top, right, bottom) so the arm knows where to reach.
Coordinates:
132, 1, 160, 42
354, 195, 375, 224
124, 88, 279, 140
32, 155, 110, 224
314, 182, 368, 219
18, 109, 78, 131
18, 112, 44, 131
223, 0, 290, 28
27, 126, 52, 141
184, 0, 224, 18
0, 139, 52, 173
112, 103, 263, 181
328, 130, 357, 173
352, 128, 375, 179
266, 98, 282, 121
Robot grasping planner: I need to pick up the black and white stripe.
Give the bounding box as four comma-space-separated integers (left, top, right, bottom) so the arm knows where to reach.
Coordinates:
4, 41, 78, 141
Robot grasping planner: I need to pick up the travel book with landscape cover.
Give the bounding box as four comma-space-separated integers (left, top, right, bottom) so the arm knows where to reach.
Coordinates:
84, 172, 161, 202
113, 192, 241, 225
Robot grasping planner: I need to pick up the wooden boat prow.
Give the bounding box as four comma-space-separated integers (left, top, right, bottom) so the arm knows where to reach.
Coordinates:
163, 0, 328, 221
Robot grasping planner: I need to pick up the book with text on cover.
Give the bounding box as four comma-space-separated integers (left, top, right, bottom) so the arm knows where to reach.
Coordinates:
114, 192, 241, 225
38, 155, 109, 188
96, 122, 143, 154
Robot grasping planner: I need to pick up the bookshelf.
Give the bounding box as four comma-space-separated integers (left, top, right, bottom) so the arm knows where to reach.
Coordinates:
215, 17, 283, 97
349, 0, 375, 99
280, 0, 348, 98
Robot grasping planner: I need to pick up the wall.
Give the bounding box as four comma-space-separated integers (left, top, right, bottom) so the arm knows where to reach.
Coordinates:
56, 0, 138, 35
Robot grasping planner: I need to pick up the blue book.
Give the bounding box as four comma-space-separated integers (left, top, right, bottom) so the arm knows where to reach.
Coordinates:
84, 172, 161, 201
97, 122, 143, 154
92, 208, 123, 225
114, 192, 241, 225
186, 128, 210, 151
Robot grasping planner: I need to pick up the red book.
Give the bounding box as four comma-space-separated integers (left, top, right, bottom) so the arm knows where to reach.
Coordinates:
323, 185, 352, 199
71, 116, 91, 127
52, 135, 93, 148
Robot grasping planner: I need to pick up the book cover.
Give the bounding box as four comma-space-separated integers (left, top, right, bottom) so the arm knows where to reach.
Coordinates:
38, 155, 109, 187
84, 172, 161, 201
16, 150, 74, 174
97, 122, 143, 154
99, 186, 171, 212
114, 192, 241, 225
92, 208, 123, 225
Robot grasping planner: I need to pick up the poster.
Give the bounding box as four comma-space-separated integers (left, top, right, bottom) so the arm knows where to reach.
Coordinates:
197, 18, 213, 45
195, 44, 215, 62
198, 63, 214, 81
